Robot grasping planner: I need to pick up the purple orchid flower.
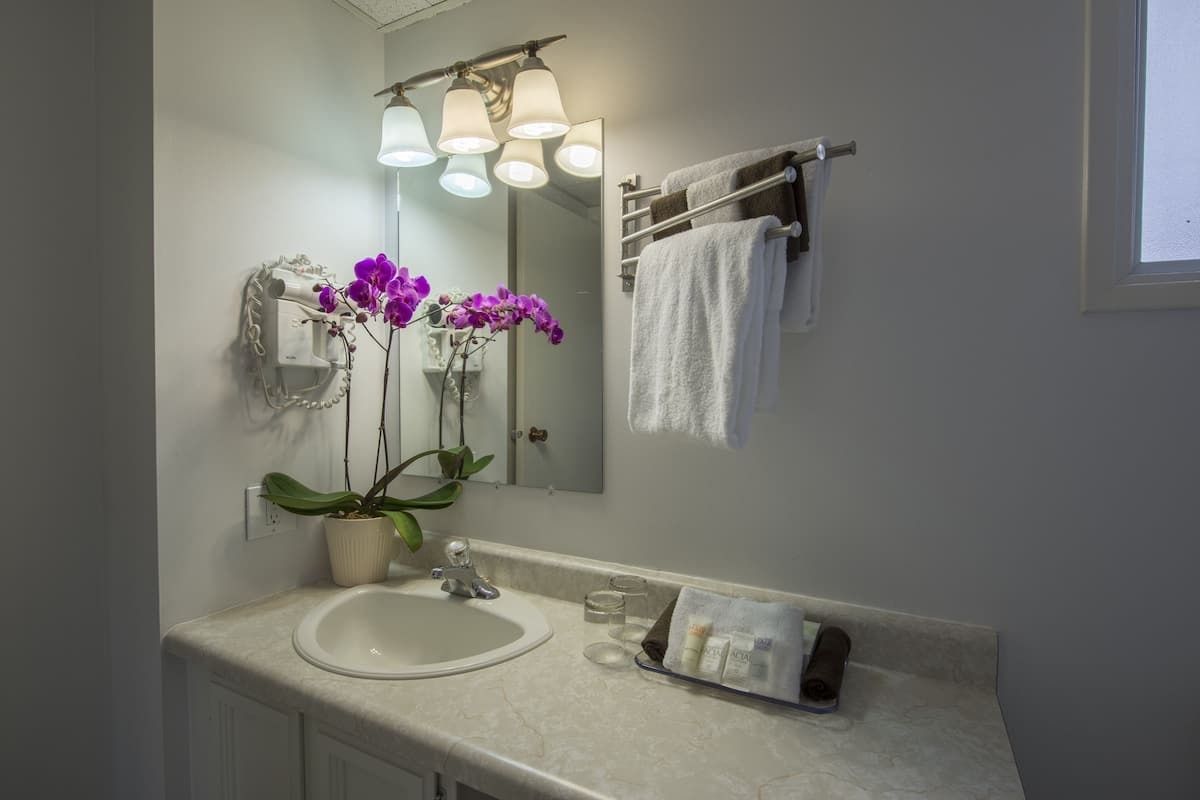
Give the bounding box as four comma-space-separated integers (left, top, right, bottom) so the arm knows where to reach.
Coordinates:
317, 285, 338, 314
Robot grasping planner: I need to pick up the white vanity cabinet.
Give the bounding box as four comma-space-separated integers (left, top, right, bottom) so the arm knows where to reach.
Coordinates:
186, 666, 444, 800
305, 721, 437, 800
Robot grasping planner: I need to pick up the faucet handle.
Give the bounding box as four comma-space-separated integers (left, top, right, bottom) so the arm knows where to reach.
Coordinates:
445, 538, 471, 567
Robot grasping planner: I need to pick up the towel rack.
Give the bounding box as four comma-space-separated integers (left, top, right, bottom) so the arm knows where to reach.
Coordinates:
617, 140, 857, 291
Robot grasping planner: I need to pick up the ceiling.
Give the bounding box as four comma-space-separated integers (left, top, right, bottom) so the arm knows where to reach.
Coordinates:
331, 0, 474, 32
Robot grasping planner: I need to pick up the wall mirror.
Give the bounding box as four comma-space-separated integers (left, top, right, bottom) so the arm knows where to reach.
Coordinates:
392, 119, 603, 493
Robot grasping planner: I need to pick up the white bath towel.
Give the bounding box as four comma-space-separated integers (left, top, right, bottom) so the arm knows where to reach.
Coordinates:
663, 586, 807, 703
661, 138, 832, 332
628, 217, 783, 449
685, 169, 741, 227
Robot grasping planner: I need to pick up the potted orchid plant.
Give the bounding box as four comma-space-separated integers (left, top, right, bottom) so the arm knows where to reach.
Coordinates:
261, 253, 562, 587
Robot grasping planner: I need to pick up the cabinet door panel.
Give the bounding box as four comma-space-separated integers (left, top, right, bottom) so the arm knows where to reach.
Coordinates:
203, 680, 302, 800
305, 723, 436, 800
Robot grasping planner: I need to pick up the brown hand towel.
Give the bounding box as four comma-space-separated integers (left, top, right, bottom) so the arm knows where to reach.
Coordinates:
800, 625, 851, 702
735, 151, 810, 259
649, 191, 692, 241
640, 596, 678, 662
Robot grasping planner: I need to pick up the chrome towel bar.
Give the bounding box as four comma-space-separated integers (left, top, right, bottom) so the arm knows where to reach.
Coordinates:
617, 140, 856, 291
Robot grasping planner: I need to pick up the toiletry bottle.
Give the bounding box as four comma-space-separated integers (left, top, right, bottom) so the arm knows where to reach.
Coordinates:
750, 634, 774, 694
721, 632, 756, 689
697, 635, 730, 679
680, 616, 711, 675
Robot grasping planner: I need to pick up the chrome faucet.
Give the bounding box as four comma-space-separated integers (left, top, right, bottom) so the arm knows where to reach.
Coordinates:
430, 538, 500, 599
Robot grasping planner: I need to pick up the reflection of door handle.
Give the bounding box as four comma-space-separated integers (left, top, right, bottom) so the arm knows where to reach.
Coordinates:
528, 426, 548, 443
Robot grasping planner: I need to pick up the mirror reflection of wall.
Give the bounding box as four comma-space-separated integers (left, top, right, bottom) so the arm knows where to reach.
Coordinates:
391, 120, 603, 493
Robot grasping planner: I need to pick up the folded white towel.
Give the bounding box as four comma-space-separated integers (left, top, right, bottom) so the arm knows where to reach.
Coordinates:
757, 236, 787, 412
685, 169, 741, 227
663, 586, 807, 703
628, 217, 780, 449
661, 138, 832, 332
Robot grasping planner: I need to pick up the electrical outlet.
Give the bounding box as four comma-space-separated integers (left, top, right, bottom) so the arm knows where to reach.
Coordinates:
245, 484, 296, 541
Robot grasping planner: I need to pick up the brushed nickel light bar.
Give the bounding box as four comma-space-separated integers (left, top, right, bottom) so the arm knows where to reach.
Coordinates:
373, 35, 566, 122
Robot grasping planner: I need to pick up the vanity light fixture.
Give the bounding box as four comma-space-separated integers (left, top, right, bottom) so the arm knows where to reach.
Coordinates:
439, 154, 492, 198
494, 139, 549, 189
554, 119, 602, 178
372, 36, 572, 197
437, 74, 500, 155
506, 50, 570, 140
376, 91, 436, 167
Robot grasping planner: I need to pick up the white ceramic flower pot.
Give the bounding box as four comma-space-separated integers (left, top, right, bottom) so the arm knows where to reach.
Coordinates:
323, 515, 398, 587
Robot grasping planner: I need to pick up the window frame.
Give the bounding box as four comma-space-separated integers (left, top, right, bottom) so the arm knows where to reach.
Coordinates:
1082, 0, 1200, 312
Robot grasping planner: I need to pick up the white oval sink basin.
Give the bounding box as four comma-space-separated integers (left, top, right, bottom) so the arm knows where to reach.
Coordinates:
293, 581, 552, 679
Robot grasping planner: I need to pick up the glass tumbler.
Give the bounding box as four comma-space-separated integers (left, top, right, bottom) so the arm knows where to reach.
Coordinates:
607, 574, 650, 653
583, 590, 627, 665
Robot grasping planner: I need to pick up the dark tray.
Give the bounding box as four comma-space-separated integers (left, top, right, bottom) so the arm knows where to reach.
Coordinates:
633, 651, 839, 714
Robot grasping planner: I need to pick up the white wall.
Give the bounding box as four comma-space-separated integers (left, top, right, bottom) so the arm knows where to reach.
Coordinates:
154, 0, 387, 631
383, 2, 1200, 797
0, 5, 113, 797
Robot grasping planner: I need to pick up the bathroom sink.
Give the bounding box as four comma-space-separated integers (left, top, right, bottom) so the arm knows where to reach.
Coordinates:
293, 580, 553, 679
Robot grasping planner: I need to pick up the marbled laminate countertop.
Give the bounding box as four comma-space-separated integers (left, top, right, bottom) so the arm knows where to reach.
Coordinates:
164, 574, 1023, 799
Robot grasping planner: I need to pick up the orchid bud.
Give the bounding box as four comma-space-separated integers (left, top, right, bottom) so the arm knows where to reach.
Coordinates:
348, 344, 357, 352
328, 328, 338, 338
356, 312, 369, 323
438, 293, 451, 306
312, 284, 321, 292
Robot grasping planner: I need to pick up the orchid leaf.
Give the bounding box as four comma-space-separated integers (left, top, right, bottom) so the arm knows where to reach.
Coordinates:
259, 493, 358, 516
460, 453, 494, 477
363, 448, 453, 503
380, 509, 423, 553
263, 473, 362, 506
438, 446, 470, 479
379, 481, 463, 511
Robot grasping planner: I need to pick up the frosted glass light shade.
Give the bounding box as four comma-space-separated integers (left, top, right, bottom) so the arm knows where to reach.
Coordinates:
507, 57, 570, 140
437, 78, 499, 155
554, 119, 603, 178
494, 139, 548, 189
439, 154, 492, 198
377, 96, 436, 168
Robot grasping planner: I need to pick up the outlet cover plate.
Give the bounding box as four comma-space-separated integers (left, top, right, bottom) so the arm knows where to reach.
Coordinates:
245, 484, 296, 541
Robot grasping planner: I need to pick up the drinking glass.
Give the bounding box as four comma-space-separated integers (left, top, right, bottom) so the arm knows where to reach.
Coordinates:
607, 574, 650, 653
582, 590, 627, 665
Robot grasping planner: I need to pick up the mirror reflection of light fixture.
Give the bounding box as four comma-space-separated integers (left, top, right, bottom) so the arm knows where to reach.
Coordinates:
437, 76, 500, 155
377, 92, 436, 167
494, 139, 549, 189
554, 119, 602, 178
439, 154, 492, 198
507, 55, 570, 140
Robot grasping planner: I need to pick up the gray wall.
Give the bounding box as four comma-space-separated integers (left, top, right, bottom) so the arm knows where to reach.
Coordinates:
153, 0, 386, 633
383, 1, 1200, 797
0, 2, 110, 795
0, 1, 158, 797
98, 0, 161, 796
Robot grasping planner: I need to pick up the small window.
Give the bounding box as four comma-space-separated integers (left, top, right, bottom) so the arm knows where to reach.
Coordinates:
1138, 0, 1200, 269
1082, 0, 1200, 310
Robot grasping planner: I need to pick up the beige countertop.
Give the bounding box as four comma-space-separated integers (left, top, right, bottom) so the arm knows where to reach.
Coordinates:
164, 565, 1023, 799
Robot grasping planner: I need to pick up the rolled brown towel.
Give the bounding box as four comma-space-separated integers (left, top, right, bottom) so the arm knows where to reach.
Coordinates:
801, 625, 851, 702
649, 191, 692, 241
735, 151, 810, 259
639, 596, 678, 663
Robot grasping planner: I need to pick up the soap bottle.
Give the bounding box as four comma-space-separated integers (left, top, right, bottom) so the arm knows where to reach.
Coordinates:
721, 632, 756, 689
697, 635, 730, 680
750, 634, 774, 694
679, 616, 711, 675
